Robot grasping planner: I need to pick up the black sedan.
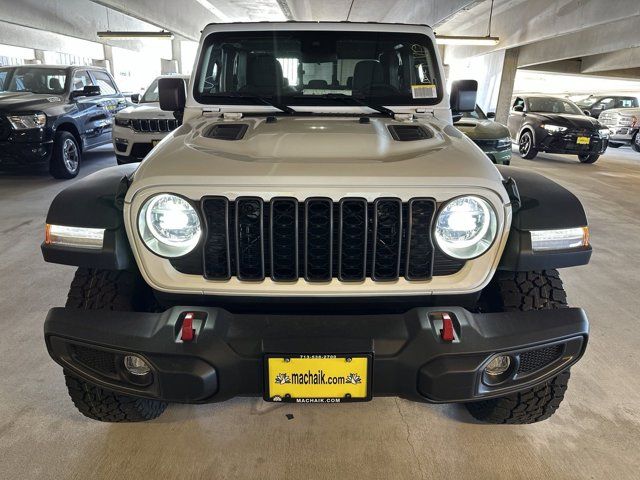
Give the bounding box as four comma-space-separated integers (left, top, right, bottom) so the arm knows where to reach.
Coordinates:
508, 95, 610, 163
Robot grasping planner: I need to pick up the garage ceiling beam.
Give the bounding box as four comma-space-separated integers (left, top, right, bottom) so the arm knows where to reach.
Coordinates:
581, 47, 640, 75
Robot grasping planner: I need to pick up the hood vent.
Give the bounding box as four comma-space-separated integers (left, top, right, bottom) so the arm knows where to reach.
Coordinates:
388, 125, 433, 141
204, 123, 248, 141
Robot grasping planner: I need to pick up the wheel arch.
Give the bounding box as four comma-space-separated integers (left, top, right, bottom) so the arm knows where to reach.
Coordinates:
496, 166, 592, 271
55, 121, 84, 152
517, 125, 536, 145
41, 164, 138, 270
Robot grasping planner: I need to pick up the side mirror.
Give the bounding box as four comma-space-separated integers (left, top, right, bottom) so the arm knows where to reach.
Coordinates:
487, 111, 496, 119
450, 79, 478, 113
513, 105, 524, 112
130, 93, 140, 104
159, 77, 186, 112
71, 85, 101, 99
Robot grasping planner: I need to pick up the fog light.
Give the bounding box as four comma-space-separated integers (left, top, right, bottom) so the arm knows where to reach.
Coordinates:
485, 355, 511, 376
123, 355, 151, 376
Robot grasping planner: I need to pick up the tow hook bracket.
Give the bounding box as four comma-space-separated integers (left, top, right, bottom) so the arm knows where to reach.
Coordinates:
181, 313, 195, 342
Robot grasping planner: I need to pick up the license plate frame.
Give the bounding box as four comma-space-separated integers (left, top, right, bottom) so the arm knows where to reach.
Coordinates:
264, 353, 373, 403
576, 136, 591, 145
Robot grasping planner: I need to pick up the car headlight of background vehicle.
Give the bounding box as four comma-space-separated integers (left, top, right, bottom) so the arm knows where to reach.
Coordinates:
115, 117, 132, 128
598, 128, 610, 137
138, 194, 202, 257
434, 196, 498, 259
541, 124, 567, 133
6, 112, 46, 130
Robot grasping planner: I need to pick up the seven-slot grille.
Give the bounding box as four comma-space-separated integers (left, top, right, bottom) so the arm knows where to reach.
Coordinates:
197, 196, 461, 282
131, 118, 180, 133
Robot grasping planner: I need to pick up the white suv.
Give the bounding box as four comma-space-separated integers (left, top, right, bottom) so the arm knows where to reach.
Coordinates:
112, 75, 189, 164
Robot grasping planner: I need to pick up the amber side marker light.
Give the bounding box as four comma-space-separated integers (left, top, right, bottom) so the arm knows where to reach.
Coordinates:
45, 224, 105, 250
530, 227, 589, 252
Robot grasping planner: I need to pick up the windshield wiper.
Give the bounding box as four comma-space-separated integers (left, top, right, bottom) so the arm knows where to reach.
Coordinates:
292, 93, 395, 117
200, 92, 296, 114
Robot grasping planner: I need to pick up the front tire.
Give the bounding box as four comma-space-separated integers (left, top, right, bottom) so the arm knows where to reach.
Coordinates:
467, 270, 571, 424
518, 131, 538, 159
578, 153, 599, 163
63, 268, 166, 422
50, 131, 81, 179
632, 133, 640, 153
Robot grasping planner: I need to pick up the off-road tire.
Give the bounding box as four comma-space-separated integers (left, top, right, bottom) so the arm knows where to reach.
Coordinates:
467, 270, 570, 424
518, 130, 538, 159
50, 131, 81, 179
65, 373, 167, 422
63, 268, 166, 422
578, 153, 599, 164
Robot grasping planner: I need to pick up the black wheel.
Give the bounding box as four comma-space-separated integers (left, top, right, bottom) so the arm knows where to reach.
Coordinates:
467, 270, 571, 424
578, 153, 599, 163
63, 268, 166, 422
518, 131, 538, 159
632, 133, 640, 153
50, 131, 81, 179
608, 142, 622, 148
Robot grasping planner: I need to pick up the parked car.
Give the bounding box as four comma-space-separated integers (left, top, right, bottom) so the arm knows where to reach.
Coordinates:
113, 75, 189, 164
0, 64, 126, 178
508, 95, 609, 163
597, 107, 640, 151
43, 21, 591, 425
575, 95, 638, 118
455, 105, 511, 164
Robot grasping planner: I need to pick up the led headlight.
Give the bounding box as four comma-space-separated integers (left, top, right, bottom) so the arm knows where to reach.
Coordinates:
434, 196, 497, 259
598, 128, 610, 137
7, 112, 46, 130
542, 124, 567, 133
115, 117, 132, 128
138, 194, 201, 257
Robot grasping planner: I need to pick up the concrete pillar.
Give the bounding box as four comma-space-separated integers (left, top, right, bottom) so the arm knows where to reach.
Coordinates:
171, 38, 182, 74
495, 48, 519, 125
102, 44, 114, 75
33, 49, 46, 64
161, 59, 179, 75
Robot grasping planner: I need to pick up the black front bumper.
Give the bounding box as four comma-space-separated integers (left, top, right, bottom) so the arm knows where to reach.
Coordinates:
0, 140, 53, 167
44, 306, 588, 404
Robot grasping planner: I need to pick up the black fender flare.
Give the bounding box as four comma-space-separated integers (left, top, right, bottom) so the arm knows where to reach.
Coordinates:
41, 164, 138, 270
497, 166, 592, 271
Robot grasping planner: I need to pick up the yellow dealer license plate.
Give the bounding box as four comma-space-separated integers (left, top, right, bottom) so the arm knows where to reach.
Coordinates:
265, 354, 371, 403
576, 136, 591, 145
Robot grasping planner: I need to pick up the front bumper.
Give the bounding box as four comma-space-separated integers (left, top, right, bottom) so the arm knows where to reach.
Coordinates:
0, 140, 53, 167
45, 305, 588, 404
606, 128, 637, 144
538, 130, 608, 155
112, 125, 167, 163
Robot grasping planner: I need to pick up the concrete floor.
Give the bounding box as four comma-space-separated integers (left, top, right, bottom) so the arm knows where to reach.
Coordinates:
0, 145, 639, 480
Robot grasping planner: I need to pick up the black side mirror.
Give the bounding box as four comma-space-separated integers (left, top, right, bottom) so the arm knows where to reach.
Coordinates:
159, 78, 186, 112
450, 79, 478, 113
487, 111, 496, 119
513, 105, 524, 112
130, 93, 140, 104
71, 85, 101, 99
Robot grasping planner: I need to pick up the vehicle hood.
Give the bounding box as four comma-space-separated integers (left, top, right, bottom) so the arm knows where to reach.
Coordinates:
533, 113, 602, 130
117, 103, 172, 119
599, 107, 640, 117
0, 91, 65, 112
454, 118, 510, 140
129, 116, 508, 200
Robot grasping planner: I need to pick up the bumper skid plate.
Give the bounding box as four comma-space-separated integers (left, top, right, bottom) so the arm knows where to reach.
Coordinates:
44, 306, 588, 404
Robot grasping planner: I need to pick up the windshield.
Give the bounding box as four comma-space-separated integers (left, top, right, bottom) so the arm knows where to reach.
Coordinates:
461, 105, 487, 120
194, 30, 443, 109
141, 78, 160, 103
0, 67, 67, 95
527, 97, 583, 115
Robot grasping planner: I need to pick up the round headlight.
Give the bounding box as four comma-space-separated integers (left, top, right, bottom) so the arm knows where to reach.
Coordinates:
434, 196, 497, 259
138, 194, 201, 257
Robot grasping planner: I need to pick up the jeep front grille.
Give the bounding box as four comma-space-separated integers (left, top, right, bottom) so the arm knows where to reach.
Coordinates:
187, 197, 465, 282
131, 118, 180, 133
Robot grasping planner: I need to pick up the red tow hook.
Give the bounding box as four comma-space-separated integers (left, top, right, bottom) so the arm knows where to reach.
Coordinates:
440, 313, 455, 342
181, 313, 195, 342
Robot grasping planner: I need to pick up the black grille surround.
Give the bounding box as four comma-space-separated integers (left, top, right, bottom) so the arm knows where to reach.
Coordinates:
172, 197, 466, 282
